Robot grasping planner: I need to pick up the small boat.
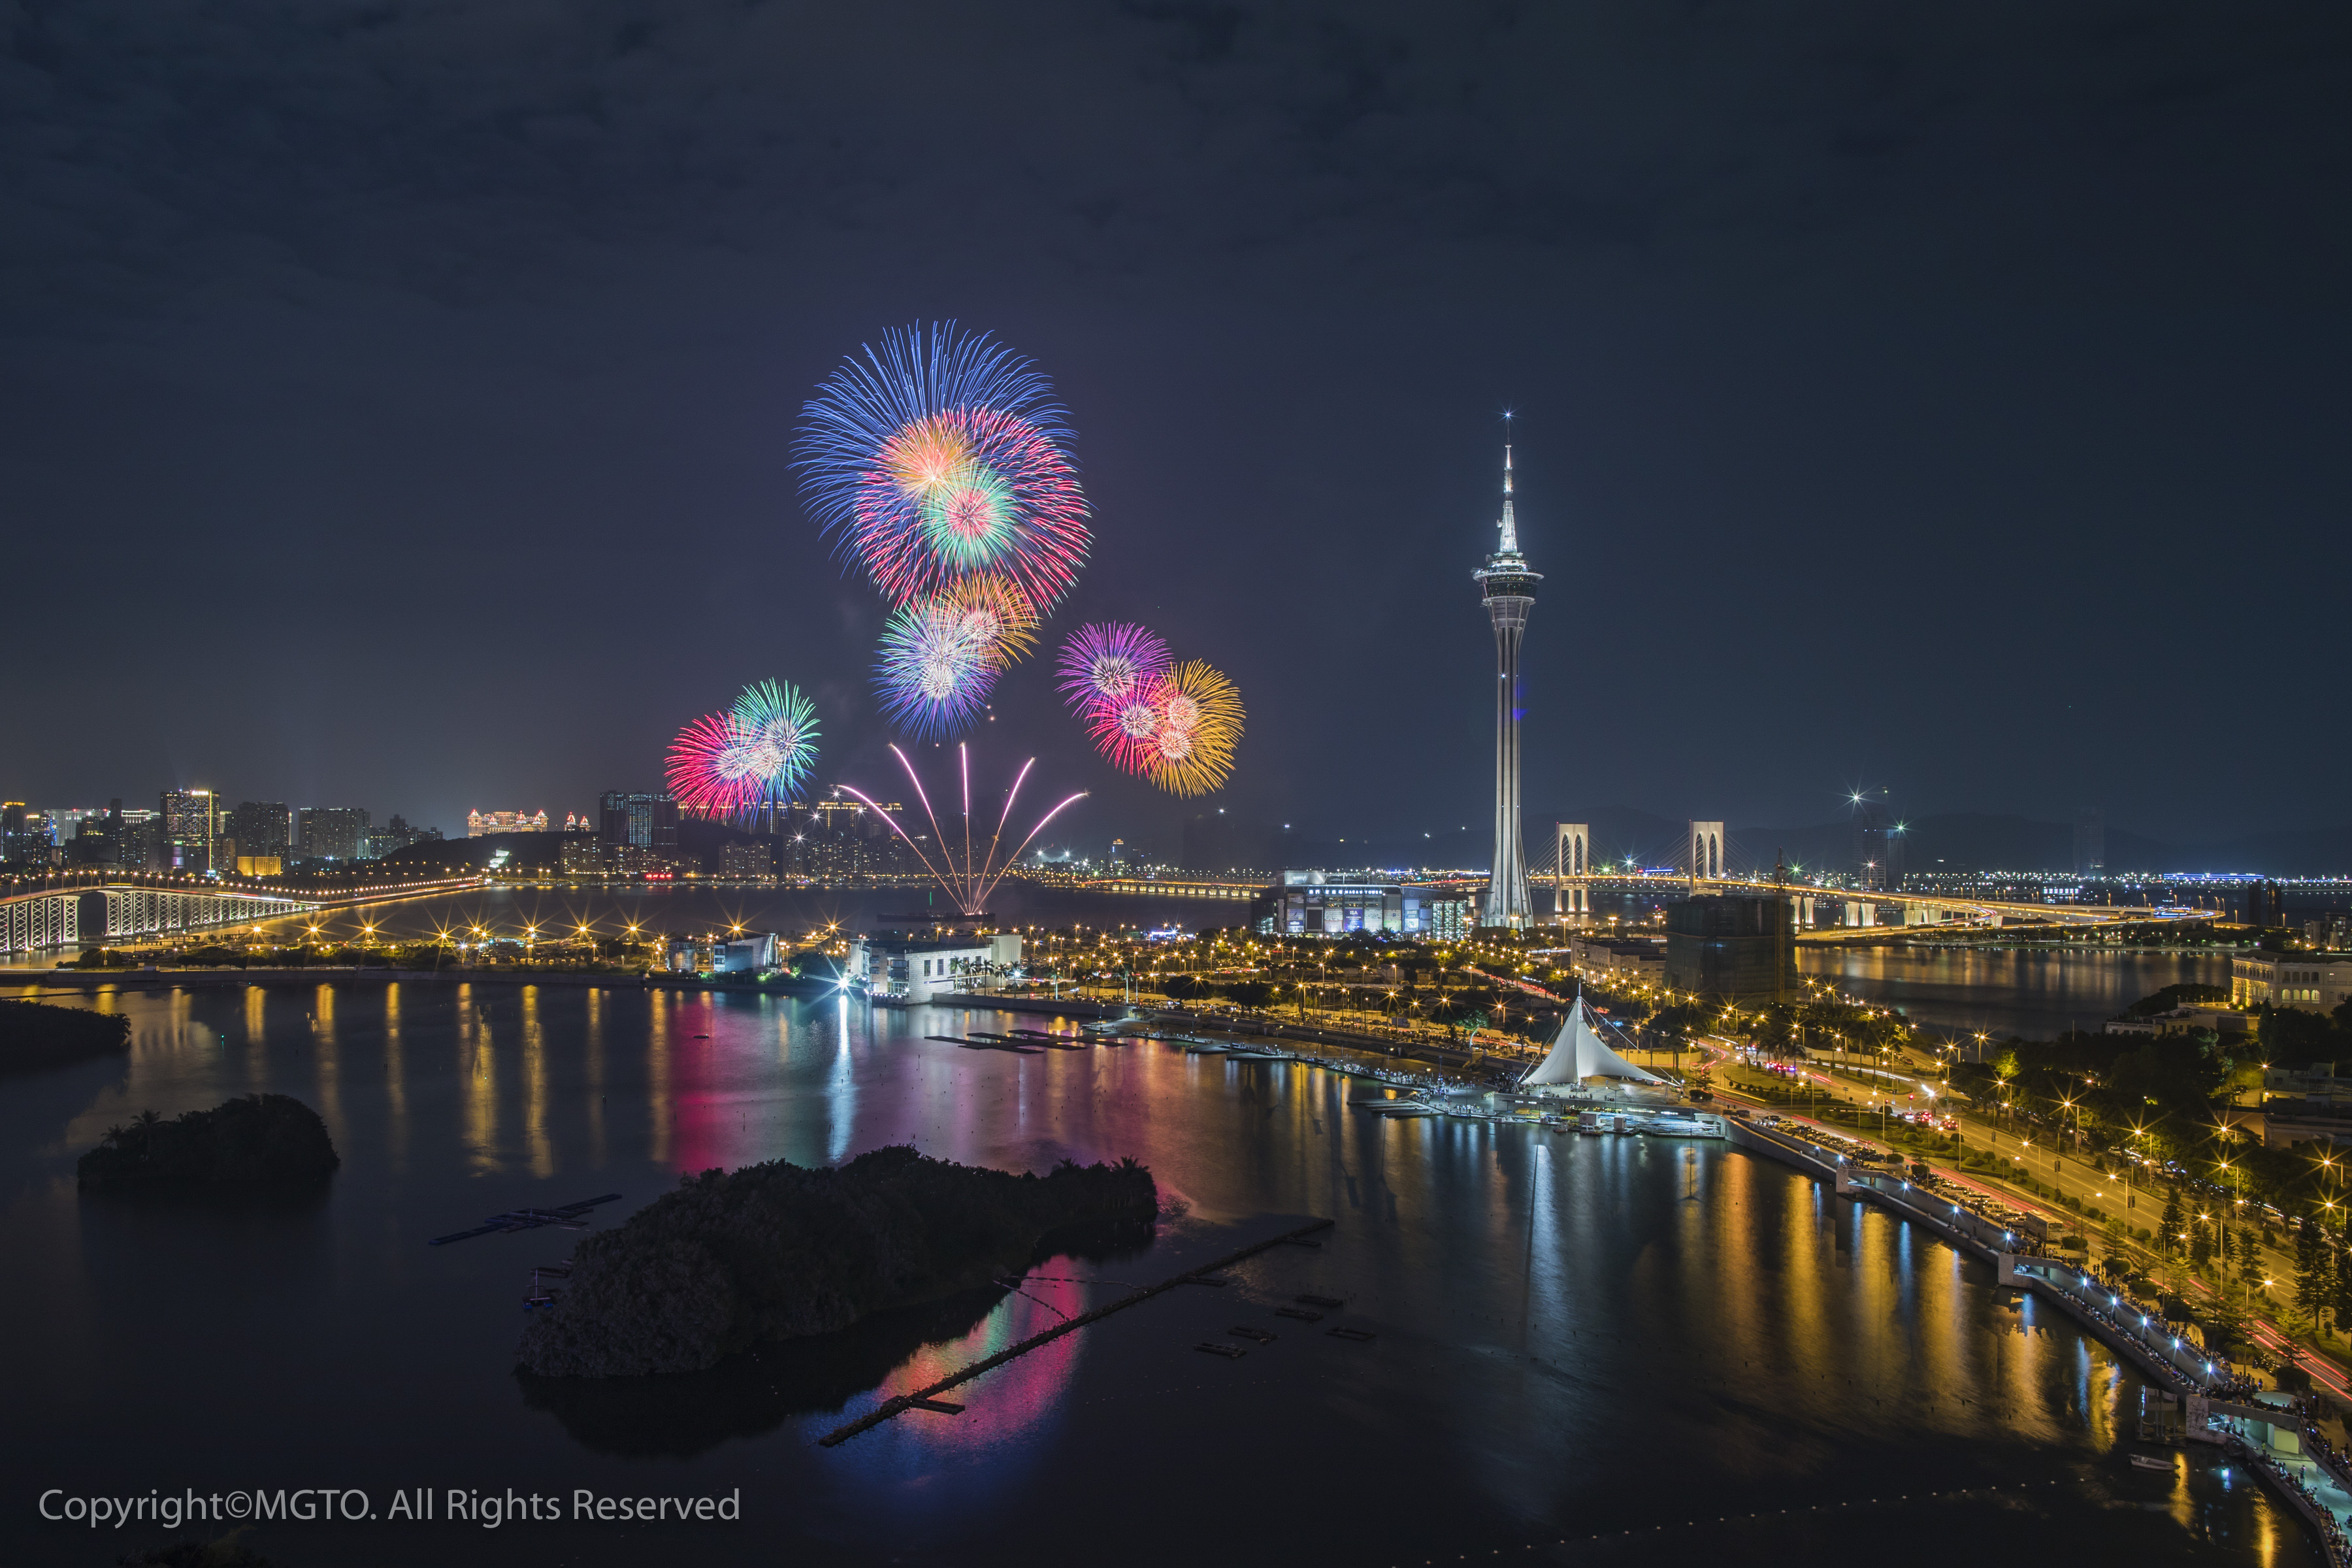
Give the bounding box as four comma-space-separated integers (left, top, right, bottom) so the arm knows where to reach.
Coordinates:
2129, 1454, 2175, 1473
1634, 1115, 1723, 1138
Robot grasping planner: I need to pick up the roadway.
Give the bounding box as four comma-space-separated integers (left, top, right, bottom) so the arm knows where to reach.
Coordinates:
1695, 1047, 2352, 1403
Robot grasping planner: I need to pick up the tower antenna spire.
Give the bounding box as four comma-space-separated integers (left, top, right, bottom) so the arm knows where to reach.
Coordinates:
1499, 414, 1518, 553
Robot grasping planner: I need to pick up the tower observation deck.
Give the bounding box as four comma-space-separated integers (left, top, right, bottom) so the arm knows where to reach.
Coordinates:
1475, 440, 1541, 928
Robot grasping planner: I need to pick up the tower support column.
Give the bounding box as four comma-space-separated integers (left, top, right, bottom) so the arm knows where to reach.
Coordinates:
1475, 440, 1541, 929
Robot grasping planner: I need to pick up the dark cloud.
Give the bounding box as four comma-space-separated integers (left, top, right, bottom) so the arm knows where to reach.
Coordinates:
1, 1, 2346, 854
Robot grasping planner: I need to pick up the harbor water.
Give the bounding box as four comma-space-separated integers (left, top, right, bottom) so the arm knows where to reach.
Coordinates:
0, 974, 2315, 1567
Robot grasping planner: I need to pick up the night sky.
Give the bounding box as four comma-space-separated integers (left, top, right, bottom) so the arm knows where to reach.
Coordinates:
5, 3, 2346, 859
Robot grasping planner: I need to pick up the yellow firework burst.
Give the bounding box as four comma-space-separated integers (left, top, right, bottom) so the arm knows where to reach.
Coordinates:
930, 572, 1040, 670
1147, 660, 1243, 796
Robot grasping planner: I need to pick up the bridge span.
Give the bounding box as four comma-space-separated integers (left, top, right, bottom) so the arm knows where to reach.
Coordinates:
1067, 868, 2187, 934
0, 871, 480, 955
1541, 871, 2195, 931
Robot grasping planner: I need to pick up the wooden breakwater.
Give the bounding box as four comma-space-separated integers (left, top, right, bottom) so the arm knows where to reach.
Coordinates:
816, 1217, 1336, 1447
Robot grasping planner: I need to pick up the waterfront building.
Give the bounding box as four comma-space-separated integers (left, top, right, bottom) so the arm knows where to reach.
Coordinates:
720, 841, 775, 881
847, 931, 1024, 1002
1475, 440, 1539, 928
1520, 997, 1665, 1092
559, 834, 603, 877
298, 806, 370, 860
1249, 871, 1470, 938
1663, 893, 1795, 1003
466, 808, 549, 836
666, 932, 780, 975
2232, 952, 2352, 1012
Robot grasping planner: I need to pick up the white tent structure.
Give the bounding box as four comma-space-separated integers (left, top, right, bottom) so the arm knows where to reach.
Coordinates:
1521, 991, 1666, 1090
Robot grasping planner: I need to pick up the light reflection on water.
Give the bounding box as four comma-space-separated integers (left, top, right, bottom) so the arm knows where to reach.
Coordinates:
1800, 944, 2234, 1039
0, 977, 2317, 1568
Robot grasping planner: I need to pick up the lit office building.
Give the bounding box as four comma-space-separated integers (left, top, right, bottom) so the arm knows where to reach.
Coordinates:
598, 792, 679, 853
160, 789, 216, 873
1250, 872, 1473, 939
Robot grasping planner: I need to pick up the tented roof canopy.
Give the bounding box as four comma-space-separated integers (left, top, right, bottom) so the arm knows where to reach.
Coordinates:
1523, 991, 1666, 1088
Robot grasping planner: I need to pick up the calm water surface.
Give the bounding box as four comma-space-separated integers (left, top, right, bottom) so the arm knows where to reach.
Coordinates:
0, 977, 2312, 1568
1800, 945, 2236, 1039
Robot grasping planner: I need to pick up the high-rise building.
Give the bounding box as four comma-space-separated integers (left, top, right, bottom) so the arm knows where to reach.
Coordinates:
228, 801, 291, 861
1853, 798, 1904, 892
598, 791, 678, 852
2072, 809, 2106, 879
115, 809, 159, 870
160, 789, 216, 874
297, 806, 370, 860
1475, 439, 1540, 928
67, 800, 125, 866
368, 815, 439, 858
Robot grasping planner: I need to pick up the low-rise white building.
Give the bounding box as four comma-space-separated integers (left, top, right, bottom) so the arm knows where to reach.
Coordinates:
666, 932, 779, 975
2232, 953, 2352, 1012
1567, 935, 1666, 988
847, 931, 1024, 1003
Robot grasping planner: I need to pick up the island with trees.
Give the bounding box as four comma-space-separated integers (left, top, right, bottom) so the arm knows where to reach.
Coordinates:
517, 1145, 1158, 1379
0, 996, 131, 1073
77, 1094, 340, 1192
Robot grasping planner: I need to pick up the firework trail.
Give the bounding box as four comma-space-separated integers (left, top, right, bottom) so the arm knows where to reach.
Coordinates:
839, 743, 1086, 916
1145, 660, 1243, 797
875, 599, 998, 738
666, 712, 773, 818
731, 679, 820, 800
796, 323, 1090, 610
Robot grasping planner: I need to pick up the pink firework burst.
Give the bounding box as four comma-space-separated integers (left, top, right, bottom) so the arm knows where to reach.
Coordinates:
1083, 672, 1176, 776
666, 712, 771, 819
